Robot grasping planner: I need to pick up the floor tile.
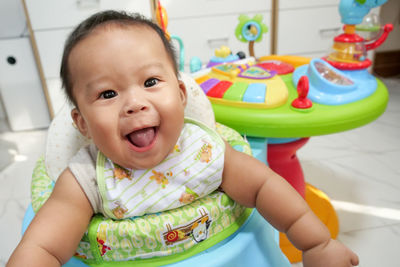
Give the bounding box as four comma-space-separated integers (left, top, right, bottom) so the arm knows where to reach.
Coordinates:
0, 197, 30, 265
339, 223, 400, 267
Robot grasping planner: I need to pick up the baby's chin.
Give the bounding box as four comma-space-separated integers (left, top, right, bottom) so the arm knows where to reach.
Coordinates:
127, 161, 161, 170
119, 152, 168, 170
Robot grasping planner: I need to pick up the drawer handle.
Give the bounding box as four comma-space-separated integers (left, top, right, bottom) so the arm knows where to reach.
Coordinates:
76, 0, 100, 9
207, 37, 229, 48
319, 27, 341, 37
207, 37, 229, 43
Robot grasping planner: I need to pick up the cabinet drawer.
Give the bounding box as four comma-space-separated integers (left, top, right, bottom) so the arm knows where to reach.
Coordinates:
161, 0, 271, 19
279, 0, 339, 9
35, 29, 71, 79
277, 6, 341, 55
0, 37, 50, 130
168, 12, 271, 70
25, 0, 151, 31
0, 0, 27, 38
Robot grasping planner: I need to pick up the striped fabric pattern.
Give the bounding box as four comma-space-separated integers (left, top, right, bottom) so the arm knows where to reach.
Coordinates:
97, 120, 225, 219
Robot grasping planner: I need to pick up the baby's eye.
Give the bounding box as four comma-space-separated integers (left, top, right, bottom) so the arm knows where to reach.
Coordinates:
100, 90, 117, 99
144, 78, 159, 88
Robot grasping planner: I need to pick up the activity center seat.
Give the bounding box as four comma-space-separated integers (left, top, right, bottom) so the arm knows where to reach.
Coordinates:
23, 73, 290, 267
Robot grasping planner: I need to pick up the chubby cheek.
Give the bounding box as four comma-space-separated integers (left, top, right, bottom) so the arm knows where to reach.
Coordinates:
86, 116, 118, 142
162, 111, 185, 143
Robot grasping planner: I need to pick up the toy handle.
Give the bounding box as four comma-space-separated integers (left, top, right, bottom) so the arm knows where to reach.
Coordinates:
171, 35, 185, 72
297, 76, 309, 99
76, 0, 99, 8
365, 24, 393, 51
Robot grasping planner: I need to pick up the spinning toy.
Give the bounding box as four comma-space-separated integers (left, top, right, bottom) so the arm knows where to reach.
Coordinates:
205, 14, 268, 69
235, 14, 268, 58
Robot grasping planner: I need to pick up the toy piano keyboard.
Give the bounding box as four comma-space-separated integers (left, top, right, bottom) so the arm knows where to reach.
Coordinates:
195, 60, 294, 110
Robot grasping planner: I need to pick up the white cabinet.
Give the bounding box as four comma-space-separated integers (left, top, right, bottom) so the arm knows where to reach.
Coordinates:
34, 29, 73, 79
0, 0, 27, 39
0, 0, 51, 130
162, 0, 272, 70
24, 0, 152, 115
0, 38, 51, 131
0, 0, 27, 122
279, 0, 339, 9
275, 0, 341, 58
26, 0, 152, 30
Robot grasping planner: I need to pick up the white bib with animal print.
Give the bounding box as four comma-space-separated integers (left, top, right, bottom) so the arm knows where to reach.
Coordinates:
96, 118, 225, 219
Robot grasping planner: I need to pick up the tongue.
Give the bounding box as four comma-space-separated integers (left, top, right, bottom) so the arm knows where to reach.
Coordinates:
128, 128, 155, 147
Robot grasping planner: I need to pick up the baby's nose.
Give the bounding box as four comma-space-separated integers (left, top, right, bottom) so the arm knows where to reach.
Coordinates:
123, 97, 148, 115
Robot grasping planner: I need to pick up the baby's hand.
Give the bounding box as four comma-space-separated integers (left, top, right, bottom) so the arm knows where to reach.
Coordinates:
303, 239, 359, 267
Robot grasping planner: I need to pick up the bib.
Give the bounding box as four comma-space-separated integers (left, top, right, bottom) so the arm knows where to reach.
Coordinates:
97, 118, 226, 219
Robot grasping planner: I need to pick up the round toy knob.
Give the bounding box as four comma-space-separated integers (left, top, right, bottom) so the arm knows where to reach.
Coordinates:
236, 51, 246, 59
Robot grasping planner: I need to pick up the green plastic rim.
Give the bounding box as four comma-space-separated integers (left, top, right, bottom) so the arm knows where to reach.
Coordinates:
211, 75, 389, 138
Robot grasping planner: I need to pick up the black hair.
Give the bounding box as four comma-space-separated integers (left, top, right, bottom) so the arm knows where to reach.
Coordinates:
60, 10, 178, 107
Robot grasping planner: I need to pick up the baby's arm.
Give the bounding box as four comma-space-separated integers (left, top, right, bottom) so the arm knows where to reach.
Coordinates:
221, 144, 359, 267
7, 168, 93, 267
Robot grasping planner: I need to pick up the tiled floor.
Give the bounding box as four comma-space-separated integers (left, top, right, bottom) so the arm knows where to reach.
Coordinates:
0, 77, 399, 266
0, 128, 47, 266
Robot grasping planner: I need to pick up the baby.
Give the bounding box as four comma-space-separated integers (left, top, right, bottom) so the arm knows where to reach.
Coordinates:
8, 10, 359, 267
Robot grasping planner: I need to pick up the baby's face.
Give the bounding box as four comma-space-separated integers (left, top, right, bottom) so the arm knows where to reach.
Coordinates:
70, 25, 186, 169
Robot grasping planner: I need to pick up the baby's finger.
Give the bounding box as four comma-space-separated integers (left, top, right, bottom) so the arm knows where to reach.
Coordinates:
350, 250, 359, 266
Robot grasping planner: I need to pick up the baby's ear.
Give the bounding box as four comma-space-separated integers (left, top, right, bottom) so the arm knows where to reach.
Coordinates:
178, 80, 187, 107
71, 108, 90, 139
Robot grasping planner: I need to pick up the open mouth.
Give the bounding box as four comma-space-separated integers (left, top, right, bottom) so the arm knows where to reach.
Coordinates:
126, 127, 157, 151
